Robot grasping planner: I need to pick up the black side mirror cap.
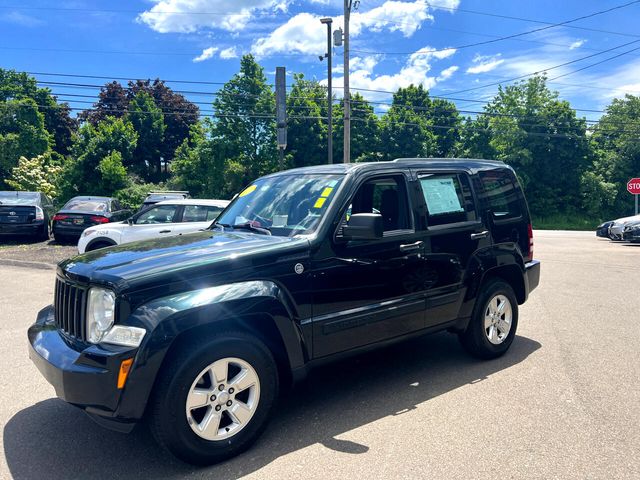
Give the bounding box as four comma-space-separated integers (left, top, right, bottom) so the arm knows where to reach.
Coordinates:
127, 218, 134, 225
342, 213, 383, 240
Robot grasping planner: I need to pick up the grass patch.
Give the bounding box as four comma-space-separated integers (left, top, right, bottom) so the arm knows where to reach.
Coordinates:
532, 214, 599, 231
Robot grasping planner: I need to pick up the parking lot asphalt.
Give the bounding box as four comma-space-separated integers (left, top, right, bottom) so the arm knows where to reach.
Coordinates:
0, 236, 76, 269
1, 231, 639, 480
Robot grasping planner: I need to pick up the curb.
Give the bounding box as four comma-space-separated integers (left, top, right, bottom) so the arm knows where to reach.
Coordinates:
1, 258, 55, 271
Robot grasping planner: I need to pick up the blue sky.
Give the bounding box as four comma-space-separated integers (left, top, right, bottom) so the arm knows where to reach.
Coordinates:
2, 0, 640, 122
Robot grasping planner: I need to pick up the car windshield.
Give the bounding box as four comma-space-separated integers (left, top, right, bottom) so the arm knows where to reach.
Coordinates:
63, 199, 109, 212
214, 174, 344, 237
0, 192, 39, 205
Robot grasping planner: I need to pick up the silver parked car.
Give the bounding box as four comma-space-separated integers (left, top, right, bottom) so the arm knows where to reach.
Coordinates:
608, 214, 640, 240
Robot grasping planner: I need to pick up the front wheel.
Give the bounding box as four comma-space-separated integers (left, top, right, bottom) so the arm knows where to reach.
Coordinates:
459, 279, 518, 359
149, 332, 279, 465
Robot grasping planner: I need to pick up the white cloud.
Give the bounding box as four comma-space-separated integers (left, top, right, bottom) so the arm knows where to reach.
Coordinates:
569, 39, 586, 50
1, 11, 44, 27
251, 1, 455, 57
138, 0, 287, 33
220, 46, 239, 59
466, 54, 505, 74
351, 56, 381, 72
193, 46, 218, 62
326, 46, 457, 102
438, 65, 459, 81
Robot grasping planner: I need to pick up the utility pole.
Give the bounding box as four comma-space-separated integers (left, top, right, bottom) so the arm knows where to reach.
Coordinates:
343, 0, 352, 163
275, 67, 287, 169
320, 18, 333, 164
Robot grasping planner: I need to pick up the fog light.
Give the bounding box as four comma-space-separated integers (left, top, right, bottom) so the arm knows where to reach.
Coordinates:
101, 325, 146, 347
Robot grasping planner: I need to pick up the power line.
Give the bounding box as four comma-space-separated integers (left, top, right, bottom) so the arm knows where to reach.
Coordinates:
547, 45, 640, 81
352, 0, 640, 57
419, 1, 640, 39
436, 39, 640, 97
3, 2, 640, 40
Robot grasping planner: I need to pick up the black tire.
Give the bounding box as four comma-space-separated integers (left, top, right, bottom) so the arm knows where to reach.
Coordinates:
149, 331, 279, 465
38, 223, 50, 241
86, 240, 115, 251
53, 232, 67, 244
459, 278, 519, 359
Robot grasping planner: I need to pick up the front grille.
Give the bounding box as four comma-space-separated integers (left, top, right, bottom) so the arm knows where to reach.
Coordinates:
54, 277, 88, 340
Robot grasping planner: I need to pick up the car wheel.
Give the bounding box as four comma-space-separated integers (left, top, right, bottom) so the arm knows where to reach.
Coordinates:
150, 331, 279, 465
459, 278, 518, 359
86, 240, 115, 252
39, 224, 50, 241
53, 232, 67, 244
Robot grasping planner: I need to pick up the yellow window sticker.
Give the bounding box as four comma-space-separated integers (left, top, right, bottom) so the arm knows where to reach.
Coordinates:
239, 185, 257, 197
320, 187, 333, 198
313, 197, 327, 209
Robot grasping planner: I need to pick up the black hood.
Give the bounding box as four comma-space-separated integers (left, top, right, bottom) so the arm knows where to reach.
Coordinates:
60, 231, 310, 292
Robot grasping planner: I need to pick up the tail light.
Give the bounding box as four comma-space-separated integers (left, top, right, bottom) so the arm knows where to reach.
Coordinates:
52, 214, 68, 222
90, 216, 109, 224
34, 206, 44, 221
526, 223, 534, 262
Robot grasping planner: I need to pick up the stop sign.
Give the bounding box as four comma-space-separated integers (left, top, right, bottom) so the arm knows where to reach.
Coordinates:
628, 178, 640, 195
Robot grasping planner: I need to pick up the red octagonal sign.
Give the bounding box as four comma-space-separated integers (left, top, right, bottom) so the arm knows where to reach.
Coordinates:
628, 178, 640, 195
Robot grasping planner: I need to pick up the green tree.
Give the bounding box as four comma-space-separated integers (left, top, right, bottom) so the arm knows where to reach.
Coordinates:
6, 154, 62, 198
379, 85, 437, 161
0, 98, 51, 184
286, 74, 327, 168
588, 94, 640, 216
458, 115, 496, 159
212, 55, 277, 186
0, 69, 76, 155
334, 93, 381, 162
59, 116, 138, 200
128, 80, 200, 170
483, 76, 590, 216
127, 91, 166, 181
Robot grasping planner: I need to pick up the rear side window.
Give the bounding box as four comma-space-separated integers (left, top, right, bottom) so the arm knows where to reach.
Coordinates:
479, 170, 522, 220
418, 173, 477, 226
182, 205, 224, 222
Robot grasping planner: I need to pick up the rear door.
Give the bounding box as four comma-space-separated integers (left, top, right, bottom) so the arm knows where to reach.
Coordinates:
122, 204, 183, 243
413, 170, 491, 327
477, 169, 530, 260
173, 204, 226, 234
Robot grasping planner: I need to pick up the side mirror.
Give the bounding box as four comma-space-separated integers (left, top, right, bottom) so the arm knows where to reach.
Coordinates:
342, 213, 383, 240
127, 218, 134, 226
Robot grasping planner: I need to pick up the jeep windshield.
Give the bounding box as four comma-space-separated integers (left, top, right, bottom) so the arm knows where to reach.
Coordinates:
214, 174, 344, 237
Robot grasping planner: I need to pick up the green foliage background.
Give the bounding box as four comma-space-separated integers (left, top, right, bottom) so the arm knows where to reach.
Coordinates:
1, 58, 639, 228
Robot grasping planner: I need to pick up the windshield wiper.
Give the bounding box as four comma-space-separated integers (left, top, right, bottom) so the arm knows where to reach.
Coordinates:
211, 222, 271, 235
230, 222, 272, 235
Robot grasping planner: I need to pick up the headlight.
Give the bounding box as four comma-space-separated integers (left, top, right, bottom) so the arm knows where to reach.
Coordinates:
86, 287, 116, 343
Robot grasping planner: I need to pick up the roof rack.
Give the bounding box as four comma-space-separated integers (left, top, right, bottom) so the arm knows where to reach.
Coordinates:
147, 191, 189, 195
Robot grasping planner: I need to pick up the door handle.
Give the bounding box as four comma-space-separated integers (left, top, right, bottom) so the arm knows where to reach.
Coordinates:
159, 230, 172, 234
470, 230, 489, 240
399, 241, 424, 253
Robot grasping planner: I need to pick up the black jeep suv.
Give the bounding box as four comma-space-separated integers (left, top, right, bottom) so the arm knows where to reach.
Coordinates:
28, 159, 540, 465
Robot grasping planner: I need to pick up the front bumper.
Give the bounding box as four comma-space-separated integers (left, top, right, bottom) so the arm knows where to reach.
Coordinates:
525, 260, 541, 295
28, 305, 140, 432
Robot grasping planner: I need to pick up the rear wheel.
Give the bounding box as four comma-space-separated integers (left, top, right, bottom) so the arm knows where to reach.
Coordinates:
150, 332, 279, 465
86, 240, 116, 251
459, 279, 518, 359
53, 232, 67, 244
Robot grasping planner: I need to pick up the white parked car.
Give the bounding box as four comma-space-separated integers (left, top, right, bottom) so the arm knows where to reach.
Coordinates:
608, 213, 640, 240
77, 199, 229, 253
